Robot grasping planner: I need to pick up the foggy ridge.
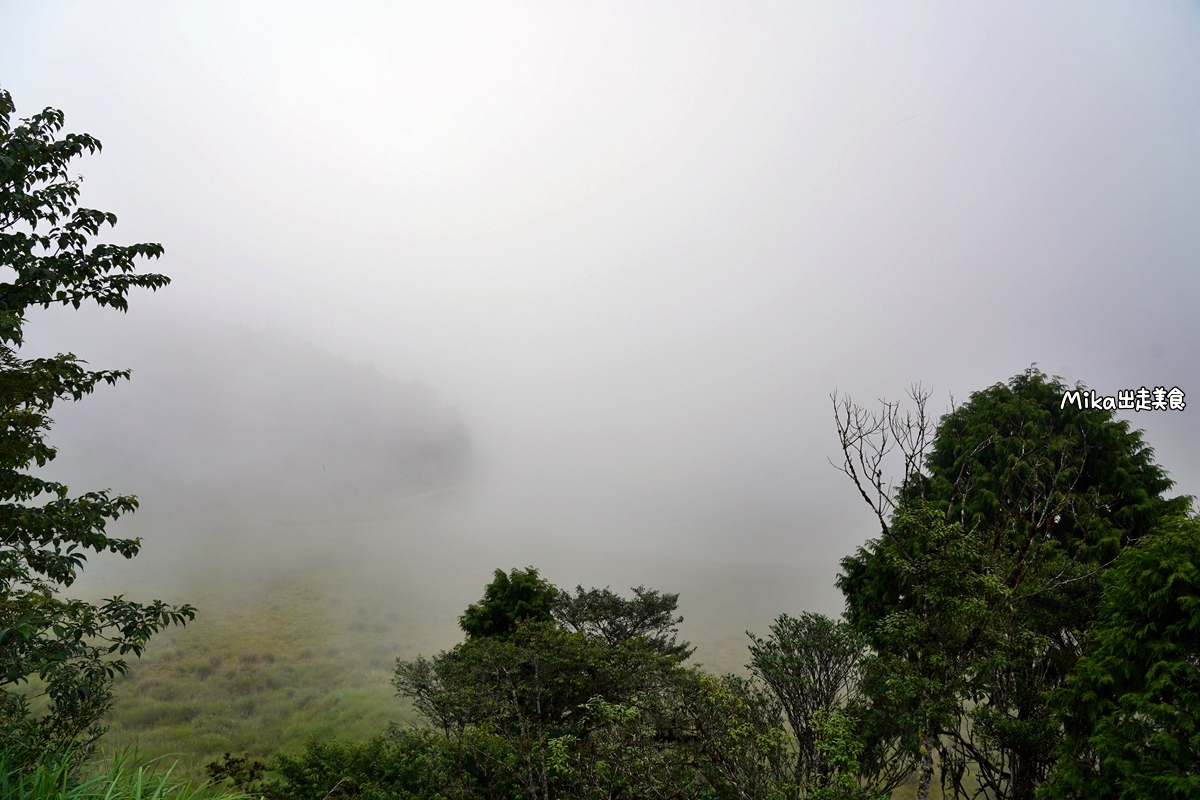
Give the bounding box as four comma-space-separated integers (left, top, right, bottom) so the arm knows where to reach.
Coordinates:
45, 320, 471, 503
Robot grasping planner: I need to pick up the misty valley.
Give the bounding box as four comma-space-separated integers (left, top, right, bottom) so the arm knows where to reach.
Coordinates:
10, 298, 1198, 799
4, 6, 1200, 797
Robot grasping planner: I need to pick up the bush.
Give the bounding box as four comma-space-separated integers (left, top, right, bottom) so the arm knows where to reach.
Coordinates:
269, 725, 521, 800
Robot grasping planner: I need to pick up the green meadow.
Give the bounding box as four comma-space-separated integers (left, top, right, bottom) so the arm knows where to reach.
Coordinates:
101, 572, 415, 779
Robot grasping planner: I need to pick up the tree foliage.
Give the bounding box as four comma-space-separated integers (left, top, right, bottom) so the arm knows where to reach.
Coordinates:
554, 583, 693, 660
747, 612, 873, 790
855, 505, 1009, 800
387, 570, 836, 800
835, 369, 1187, 800
268, 725, 523, 800
459, 567, 558, 640
0, 88, 193, 767
1039, 513, 1200, 800
399, 574, 698, 799
842, 370, 1180, 639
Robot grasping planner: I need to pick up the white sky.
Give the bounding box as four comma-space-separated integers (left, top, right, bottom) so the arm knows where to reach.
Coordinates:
2, 1, 1198, 572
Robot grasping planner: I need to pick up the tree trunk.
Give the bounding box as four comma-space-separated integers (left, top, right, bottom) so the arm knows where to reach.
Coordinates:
915, 723, 936, 800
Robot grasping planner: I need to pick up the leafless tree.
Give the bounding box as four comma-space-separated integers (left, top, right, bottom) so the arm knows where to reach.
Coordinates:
830, 384, 934, 546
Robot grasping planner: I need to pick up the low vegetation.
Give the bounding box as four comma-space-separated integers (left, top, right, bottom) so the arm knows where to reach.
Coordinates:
98, 572, 419, 779
0, 745, 248, 800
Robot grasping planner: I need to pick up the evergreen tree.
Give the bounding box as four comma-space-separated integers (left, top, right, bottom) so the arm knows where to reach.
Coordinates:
837, 369, 1185, 799
459, 566, 557, 639
1040, 513, 1200, 800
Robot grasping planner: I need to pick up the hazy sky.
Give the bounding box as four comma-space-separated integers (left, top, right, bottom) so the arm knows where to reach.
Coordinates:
2, 1, 1198, 576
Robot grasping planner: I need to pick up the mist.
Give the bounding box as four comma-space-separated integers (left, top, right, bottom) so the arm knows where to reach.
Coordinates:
2, 1, 1199, 669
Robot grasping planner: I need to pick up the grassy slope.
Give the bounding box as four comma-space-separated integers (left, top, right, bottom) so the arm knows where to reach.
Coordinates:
100, 569, 427, 780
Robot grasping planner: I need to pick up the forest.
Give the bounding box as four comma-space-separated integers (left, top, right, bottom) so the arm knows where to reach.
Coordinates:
2, 85, 1198, 800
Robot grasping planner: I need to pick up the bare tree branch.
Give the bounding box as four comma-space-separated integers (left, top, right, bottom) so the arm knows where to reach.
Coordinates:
830, 386, 934, 558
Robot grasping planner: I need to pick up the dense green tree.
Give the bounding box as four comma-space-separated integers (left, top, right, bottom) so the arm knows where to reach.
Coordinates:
1038, 513, 1200, 800
682, 673, 804, 800
460, 567, 558, 640
0, 89, 193, 767
401, 572, 692, 799
853, 505, 1009, 800
747, 612, 874, 790
836, 369, 1185, 800
391, 570, 835, 800
395, 619, 687, 798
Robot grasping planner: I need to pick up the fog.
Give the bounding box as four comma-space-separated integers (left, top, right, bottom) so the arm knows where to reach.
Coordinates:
2, 1, 1199, 665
